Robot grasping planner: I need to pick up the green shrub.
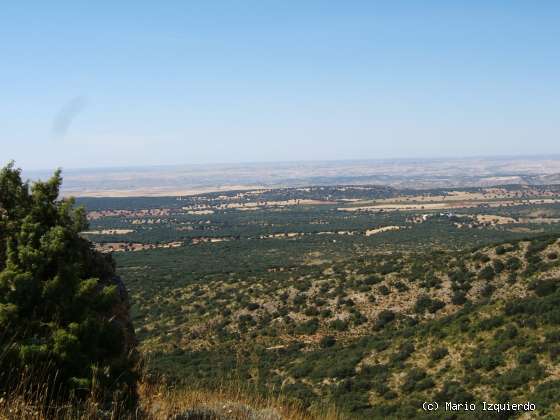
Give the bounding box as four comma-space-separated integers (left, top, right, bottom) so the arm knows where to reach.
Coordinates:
393, 281, 409, 292
435, 381, 474, 403
401, 368, 434, 392
529, 279, 558, 297
329, 319, 348, 331
290, 363, 313, 379
497, 363, 544, 390
294, 318, 319, 335
477, 315, 504, 331
293, 294, 306, 305
421, 273, 442, 289
470, 349, 504, 371
364, 275, 382, 285
480, 283, 495, 298
430, 346, 449, 361
549, 346, 560, 360
506, 272, 517, 284
495, 246, 506, 255
320, 309, 332, 318
0, 163, 137, 403
493, 259, 505, 274
530, 380, 560, 409
378, 285, 390, 296
517, 352, 536, 365
505, 256, 522, 271
320, 335, 336, 348
350, 309, 367, 326
246, 302, 260, 311
282, 382, 315, 407
451, 290, 467, 305
479, 265, 496, 280
494, 324, 518, 341
304, 306, 319, 316
391, 342, 415, 363
414, 296, 445, 314
376, 310, 396, 329
545, 330, 560, 343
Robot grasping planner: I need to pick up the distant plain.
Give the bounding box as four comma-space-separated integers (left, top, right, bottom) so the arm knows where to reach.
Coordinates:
24, 155, 560, 197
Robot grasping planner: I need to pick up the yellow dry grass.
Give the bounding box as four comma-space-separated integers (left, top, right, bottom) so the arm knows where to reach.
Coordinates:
139, 380, 343, 420
0, 373, 344, 420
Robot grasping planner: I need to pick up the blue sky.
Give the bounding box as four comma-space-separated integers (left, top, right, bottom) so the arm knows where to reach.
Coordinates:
1, 1, 559, 169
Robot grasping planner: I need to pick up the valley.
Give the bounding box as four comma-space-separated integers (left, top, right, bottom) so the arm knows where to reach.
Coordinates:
77, 183, 560, 418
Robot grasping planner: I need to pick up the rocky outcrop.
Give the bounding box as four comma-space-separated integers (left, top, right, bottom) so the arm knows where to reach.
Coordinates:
108, 275, 138, 357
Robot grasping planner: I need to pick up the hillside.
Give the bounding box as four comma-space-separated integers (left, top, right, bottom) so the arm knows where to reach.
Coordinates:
123, 235, 559, 418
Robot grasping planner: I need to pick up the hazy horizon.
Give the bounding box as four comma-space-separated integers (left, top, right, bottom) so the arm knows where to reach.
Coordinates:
13, 155, 560, 198
17, 153, 560, 174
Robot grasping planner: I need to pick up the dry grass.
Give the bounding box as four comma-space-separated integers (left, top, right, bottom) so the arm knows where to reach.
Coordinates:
0, 369, 343, 420
0, 370, 133, 420
139, 380, 343, 420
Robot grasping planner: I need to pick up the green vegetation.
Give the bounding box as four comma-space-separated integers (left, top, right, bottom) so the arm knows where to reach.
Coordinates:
0, 163, 136, 404
87, 187, 560, 417
8, 171, 560, 418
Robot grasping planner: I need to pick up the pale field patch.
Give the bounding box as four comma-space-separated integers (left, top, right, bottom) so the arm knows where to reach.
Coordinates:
82, 229, 134, 234
187, 209, 214, 215
94, 241, 182, 253
475, 215, 518, 224
131, 218, 164, 224
348, 187, 560, 209
520, 217, 560, 224
365, 226, 401, 236
191, 237, 234, 244
340, 197, 560, 213
339, 202, 452, 212
88, 208, 170, 220
182, 199, 336, 212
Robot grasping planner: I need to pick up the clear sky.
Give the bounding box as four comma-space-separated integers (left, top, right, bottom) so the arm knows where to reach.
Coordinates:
1, 1, 559, 170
